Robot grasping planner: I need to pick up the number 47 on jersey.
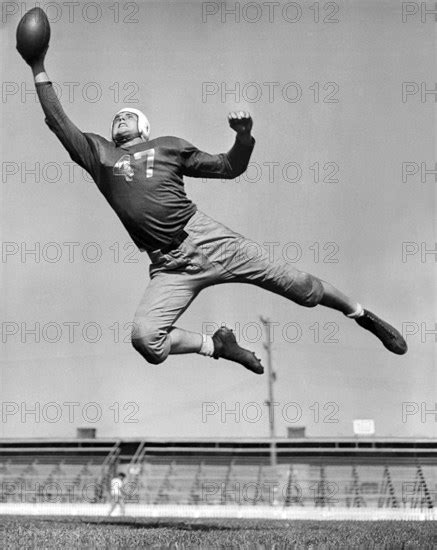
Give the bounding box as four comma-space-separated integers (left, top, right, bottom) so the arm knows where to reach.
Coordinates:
113, 148, 155, 182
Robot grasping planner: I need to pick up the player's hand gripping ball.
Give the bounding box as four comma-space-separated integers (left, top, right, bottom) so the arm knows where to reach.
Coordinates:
16, 7, 50, 66
228, 111, 253, 135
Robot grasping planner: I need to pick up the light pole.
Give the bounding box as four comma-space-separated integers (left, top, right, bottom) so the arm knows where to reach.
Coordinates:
260, 316, 277, 468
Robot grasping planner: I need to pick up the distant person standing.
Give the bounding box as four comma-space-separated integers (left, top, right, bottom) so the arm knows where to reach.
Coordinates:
108, 472, 126, 516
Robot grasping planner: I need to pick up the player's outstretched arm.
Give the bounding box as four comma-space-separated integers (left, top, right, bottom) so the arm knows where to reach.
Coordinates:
17, 42, 97, 178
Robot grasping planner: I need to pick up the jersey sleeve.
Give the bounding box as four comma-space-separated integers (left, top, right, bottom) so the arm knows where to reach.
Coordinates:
35, 82, 99, 179
180, 137, 255, 179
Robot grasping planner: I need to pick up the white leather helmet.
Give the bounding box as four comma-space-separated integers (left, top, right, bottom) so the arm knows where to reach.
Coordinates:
111, 108, 150, 142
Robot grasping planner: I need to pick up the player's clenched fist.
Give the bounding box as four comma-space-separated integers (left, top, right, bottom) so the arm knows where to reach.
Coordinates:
228, 111, 253, 137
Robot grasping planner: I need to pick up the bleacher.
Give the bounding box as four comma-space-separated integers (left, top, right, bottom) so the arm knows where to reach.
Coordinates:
0, 440, 117, 504
0, 457, 107, 504
0, 438, 435, 511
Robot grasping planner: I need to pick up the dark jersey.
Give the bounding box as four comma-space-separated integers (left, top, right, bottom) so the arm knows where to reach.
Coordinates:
35, 82, 255, 251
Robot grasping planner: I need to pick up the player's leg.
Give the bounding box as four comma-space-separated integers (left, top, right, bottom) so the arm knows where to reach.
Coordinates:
132, 270, 263, 373
131, 271, 203, 364
133, 226, 265, 373
219, 234, 407, 355
150, 213, 266, 374
165, 211, 359, 369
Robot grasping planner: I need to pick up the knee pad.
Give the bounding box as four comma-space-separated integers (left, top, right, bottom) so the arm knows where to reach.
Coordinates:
294, 272, 324, 308
131, 328, 169, 365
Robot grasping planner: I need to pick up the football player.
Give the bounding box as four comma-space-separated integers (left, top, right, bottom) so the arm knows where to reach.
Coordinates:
20, 46, 407, 375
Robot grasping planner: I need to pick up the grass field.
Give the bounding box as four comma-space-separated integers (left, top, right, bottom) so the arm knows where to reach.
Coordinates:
0, 516, 436, 549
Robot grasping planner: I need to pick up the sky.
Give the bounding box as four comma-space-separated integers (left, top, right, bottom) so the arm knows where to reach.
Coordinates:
0, 0, 435, 440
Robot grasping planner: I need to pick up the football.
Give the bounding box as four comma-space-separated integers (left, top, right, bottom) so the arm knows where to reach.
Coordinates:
16, 7, 50, 64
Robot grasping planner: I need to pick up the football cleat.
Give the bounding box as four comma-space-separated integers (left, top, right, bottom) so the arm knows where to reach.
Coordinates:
355, 309, 407, 355
212, 327, 264, 375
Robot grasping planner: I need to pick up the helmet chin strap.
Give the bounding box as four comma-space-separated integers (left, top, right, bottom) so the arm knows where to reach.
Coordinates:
114, 131, 142, 145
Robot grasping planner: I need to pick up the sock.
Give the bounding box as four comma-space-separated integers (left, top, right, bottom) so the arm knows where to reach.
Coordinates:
198, 334, 214, 357
346, 303, 364, 319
